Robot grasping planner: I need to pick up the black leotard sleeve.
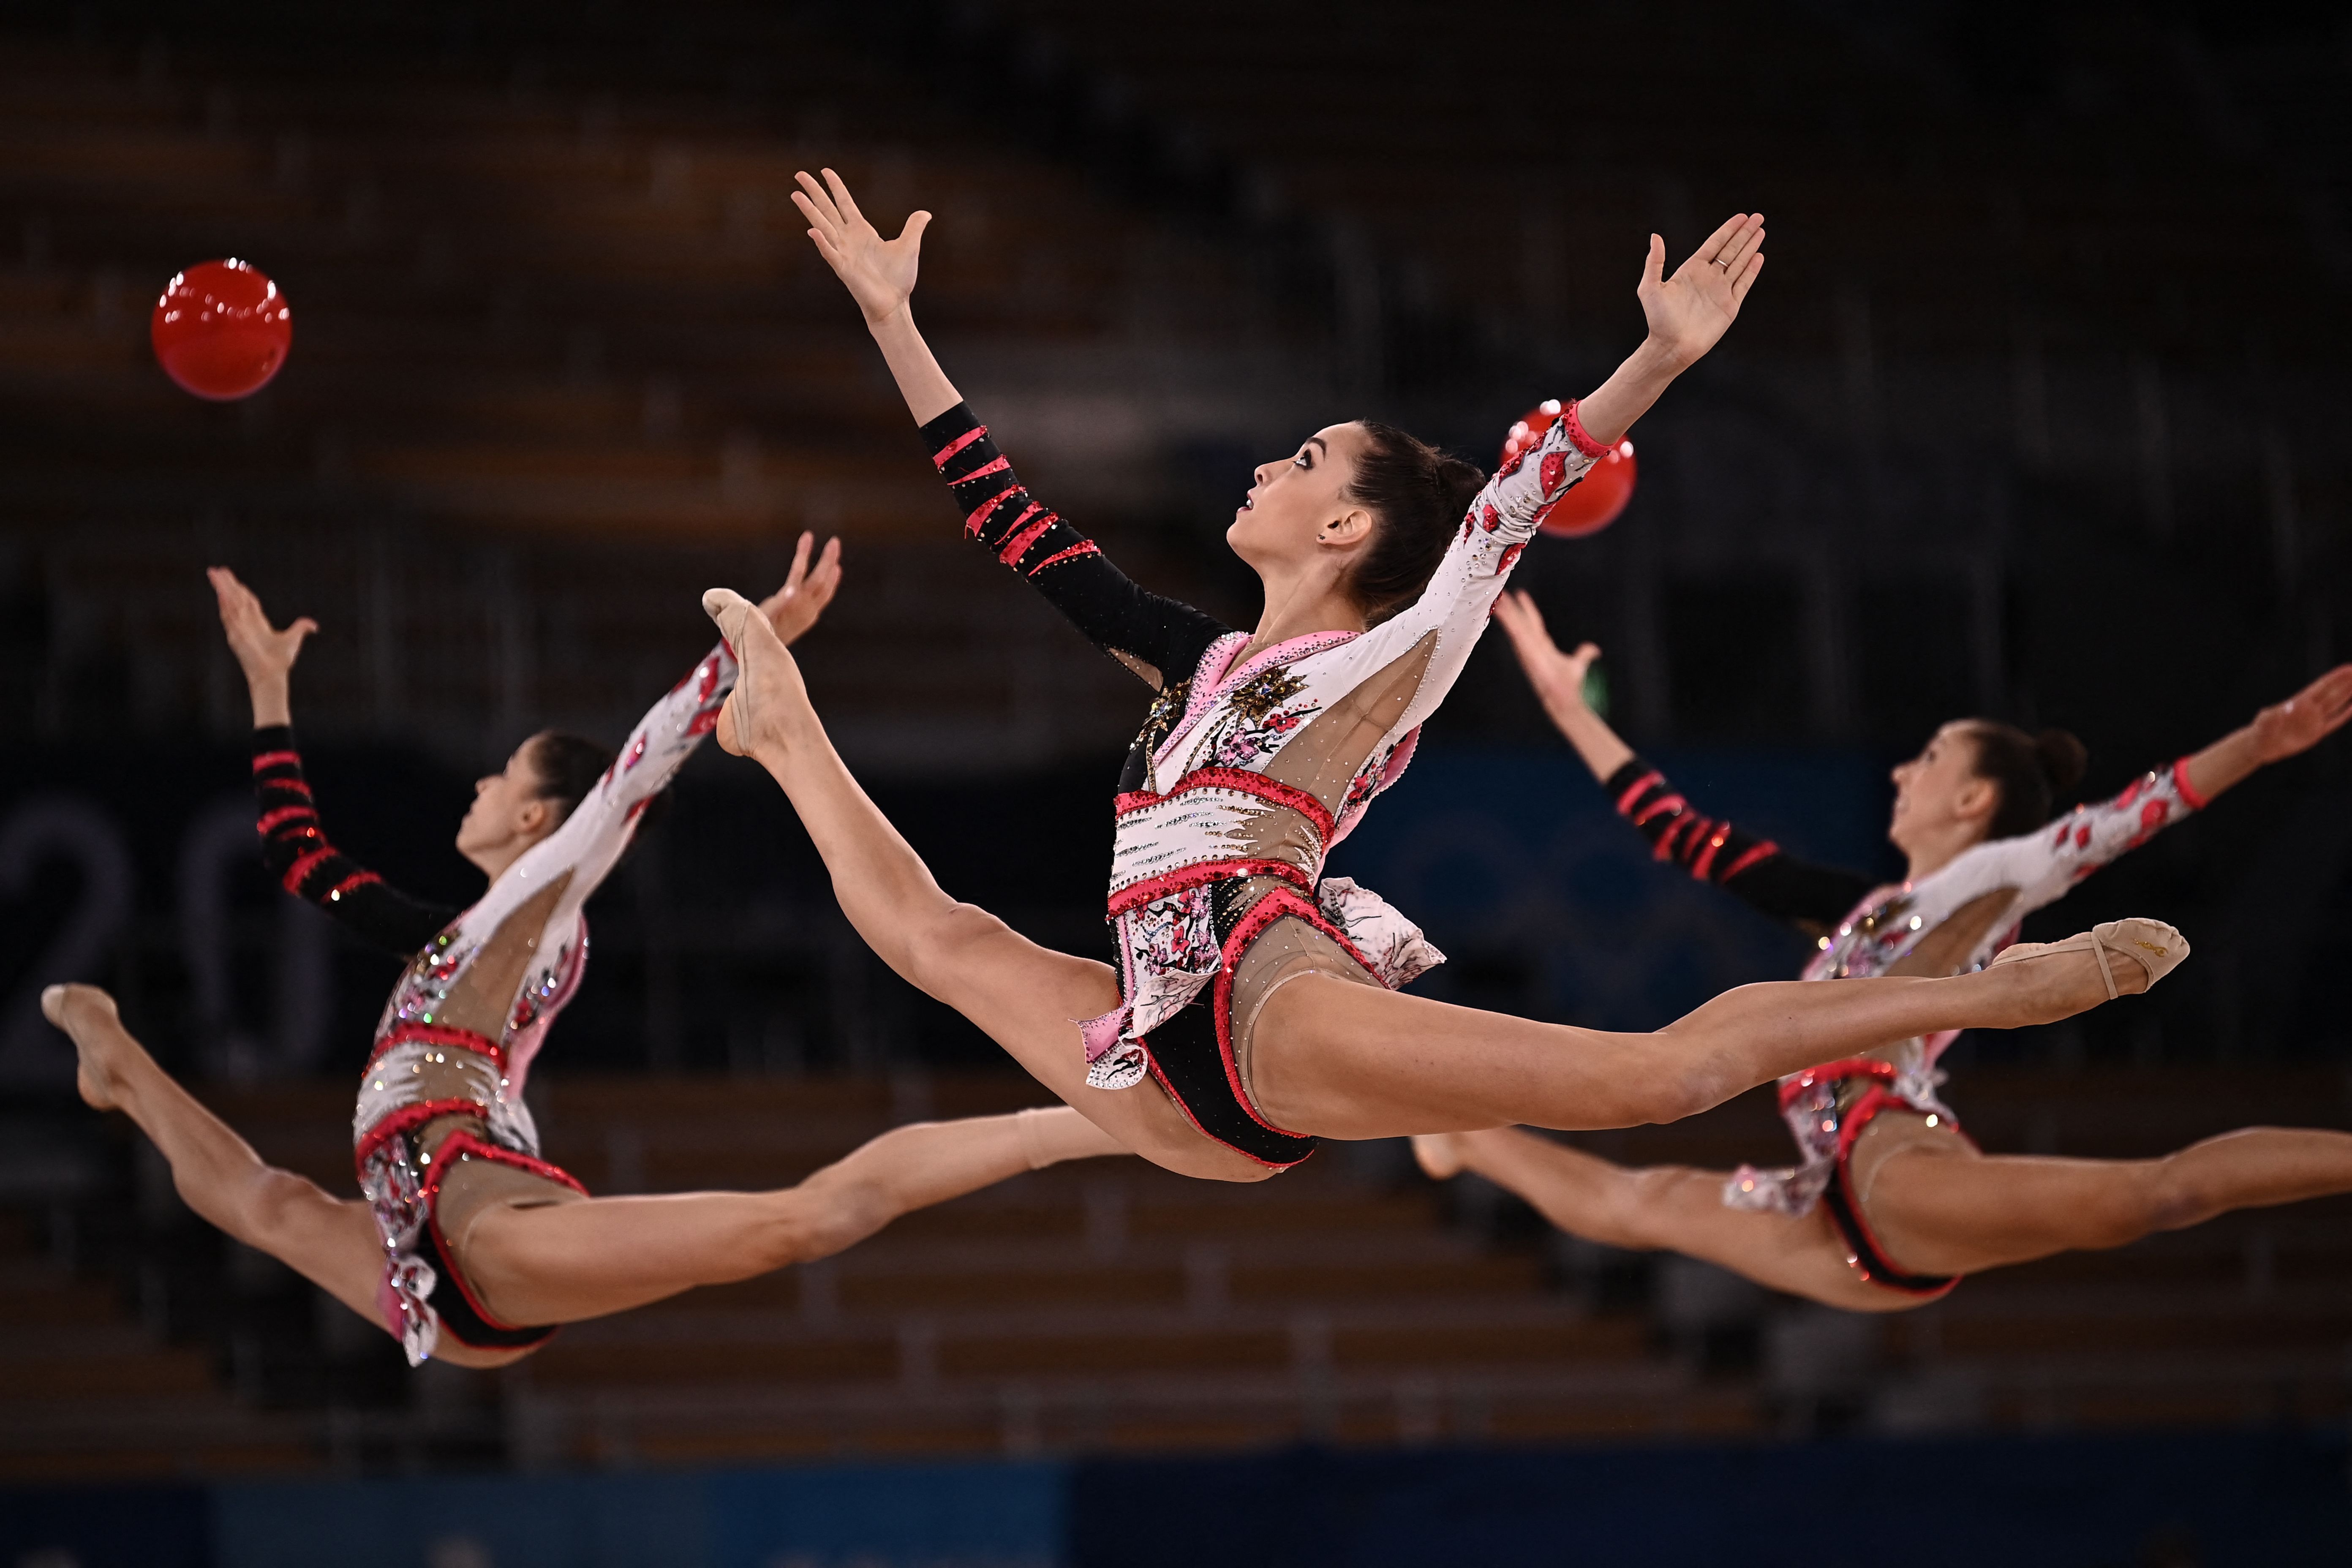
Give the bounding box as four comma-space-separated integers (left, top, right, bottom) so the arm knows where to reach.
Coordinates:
252, 726, 460, 956
1602, 755, 1877, 935
920, 401, 1234, 693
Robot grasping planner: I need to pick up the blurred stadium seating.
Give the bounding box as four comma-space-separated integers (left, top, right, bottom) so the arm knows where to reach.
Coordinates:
3, 0, 2350, 1519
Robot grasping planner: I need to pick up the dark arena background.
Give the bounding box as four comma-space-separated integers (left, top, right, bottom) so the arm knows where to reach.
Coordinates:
4, 2, 2352, 1564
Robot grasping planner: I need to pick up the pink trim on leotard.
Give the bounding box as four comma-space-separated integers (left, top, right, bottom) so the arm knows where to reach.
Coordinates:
352, 1098, 499, 1168
1562, 399, 1612, 460
1105, 857, 1314, 919
2170, 754, 2209, 811
420, 1129, 588, 1337
1152, 629, 1361, 773
365, 1021, 510, 1075
1114, 765, 1339, 844
1207, 884, 1380, 1142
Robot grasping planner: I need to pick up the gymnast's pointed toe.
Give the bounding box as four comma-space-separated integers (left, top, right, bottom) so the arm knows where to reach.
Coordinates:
1991, 917, 2187, 1002
2095, 917, 2189, 990
702, 586, 757, 640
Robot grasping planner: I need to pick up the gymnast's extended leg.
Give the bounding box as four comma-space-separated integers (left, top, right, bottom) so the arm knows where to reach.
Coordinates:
44, 985, 387, 1327
47, 985, 1129, 1353
1859, 1120, 2352, 1278
1413, 1127, 1904, 1311
705, 587, 2174, 1152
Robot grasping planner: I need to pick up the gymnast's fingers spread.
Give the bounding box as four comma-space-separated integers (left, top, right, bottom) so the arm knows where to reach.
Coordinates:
822, 167, 868, 230
789, 191, 835, 243
807, 537, 844, 607
1489, 586, 1536, 640
1515, 588, 1554, 640
793, 169, 844, 231
783, 529, 816, 595
1492, 592, 1557, 667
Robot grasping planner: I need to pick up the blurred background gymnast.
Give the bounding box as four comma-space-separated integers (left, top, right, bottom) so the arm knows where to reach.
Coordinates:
43, 546, 1124, 1369
1413, 597, 2352, 1306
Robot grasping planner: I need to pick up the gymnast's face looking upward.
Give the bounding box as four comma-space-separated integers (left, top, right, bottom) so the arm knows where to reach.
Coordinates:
455, 738, 562, 879
1226, 423, 1378, 602
1886, 722, 2002, 866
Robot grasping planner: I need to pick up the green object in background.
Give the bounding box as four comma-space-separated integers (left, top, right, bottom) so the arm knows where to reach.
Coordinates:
1582, 661, 1610, 720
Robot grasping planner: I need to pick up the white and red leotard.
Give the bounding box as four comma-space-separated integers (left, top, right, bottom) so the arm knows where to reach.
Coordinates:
1606, 752, 2205, 1290
254, 645, 735, 1361
925, 399, 1609, 1165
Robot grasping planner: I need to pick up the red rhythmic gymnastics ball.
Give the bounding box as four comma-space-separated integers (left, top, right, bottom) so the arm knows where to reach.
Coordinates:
151, 259, 292, 400
1498, 401, 1638, 539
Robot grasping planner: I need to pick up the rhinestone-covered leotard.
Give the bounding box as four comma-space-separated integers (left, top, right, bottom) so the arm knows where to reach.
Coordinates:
256, 647, 735, 1361
924, 400, 1609, 1164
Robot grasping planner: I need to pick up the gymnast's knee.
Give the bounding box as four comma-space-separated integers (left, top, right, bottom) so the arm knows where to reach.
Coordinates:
2140, 1155, 2224, 1236
750, 1182, 893, 1274
902, 901, 1014, 992
1617, 1056, 1741, 1128
1564, 1164, 1686, 1251
233, 1166, 337, 1252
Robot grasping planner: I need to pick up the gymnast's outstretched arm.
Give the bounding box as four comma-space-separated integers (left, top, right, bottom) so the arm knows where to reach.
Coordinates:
212, 566, 459, 954
792, 168, 1230, 695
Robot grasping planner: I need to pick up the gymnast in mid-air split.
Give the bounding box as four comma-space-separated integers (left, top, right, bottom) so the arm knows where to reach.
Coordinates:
693, 168, 2190, 1188
1410, 594, 2352, 1307
43, 541, 1125, 1369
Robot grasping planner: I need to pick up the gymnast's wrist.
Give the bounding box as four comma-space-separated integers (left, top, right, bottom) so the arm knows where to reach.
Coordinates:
246, 677, 291, 729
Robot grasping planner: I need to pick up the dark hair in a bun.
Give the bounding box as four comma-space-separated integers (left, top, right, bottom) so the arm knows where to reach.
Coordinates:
526, 729, 670, 838
1343, 421, 1486, 624
1965, 720, 2088, 839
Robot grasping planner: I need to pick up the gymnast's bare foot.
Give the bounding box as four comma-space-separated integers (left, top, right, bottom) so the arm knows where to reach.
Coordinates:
703, 586, 812, 759
42, 983, 133, 1112
1412, 1132, 1468, 1180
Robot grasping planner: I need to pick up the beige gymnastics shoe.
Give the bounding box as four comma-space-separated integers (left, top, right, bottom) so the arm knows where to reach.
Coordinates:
1989, 917, 2188, 1000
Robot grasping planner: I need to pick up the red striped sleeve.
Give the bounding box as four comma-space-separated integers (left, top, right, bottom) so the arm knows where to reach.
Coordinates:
932, 425, 988, 467
1719, 841, 1779, 883
1028, 541, 1101, 576
327, 869, 384, 900
996, 513, 1060, 568
281, 846, 337, 894
1615, 770, 1663, 815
